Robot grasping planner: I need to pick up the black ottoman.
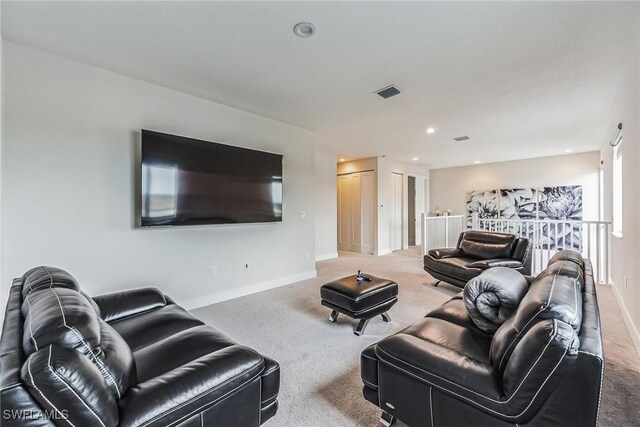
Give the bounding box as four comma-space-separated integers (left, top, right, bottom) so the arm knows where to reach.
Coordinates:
320, 274, 398, 335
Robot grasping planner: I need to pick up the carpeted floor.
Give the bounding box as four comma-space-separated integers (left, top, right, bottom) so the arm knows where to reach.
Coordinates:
191, 249, 640, 426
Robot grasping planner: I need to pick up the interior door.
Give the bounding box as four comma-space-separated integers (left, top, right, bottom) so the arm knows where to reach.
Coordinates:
360, 171, 375, 255
391, 172, 403, 251
408, 176, 416, 245
337, 175, 351, 251
350, 173, 362, 253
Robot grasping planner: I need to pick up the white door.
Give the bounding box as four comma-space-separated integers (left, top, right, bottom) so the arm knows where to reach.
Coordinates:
337, 175, 351, 251
391, 173, 403, 251
350, 173, 362, 253
360, 171, 375, 255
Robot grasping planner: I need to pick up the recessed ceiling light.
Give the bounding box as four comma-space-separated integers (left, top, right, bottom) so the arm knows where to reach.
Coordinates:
293, 22, 316, 38
426, 128, 436, 134
412, 157, 419, 161
339, 158, 346, 162
474, 160, 481, 164
564, 149, 573, 153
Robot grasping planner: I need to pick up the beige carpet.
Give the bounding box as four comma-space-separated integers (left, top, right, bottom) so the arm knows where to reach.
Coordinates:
191, 250, 640, 426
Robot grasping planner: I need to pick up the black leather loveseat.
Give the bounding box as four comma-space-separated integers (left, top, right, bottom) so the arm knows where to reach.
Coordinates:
362, 250, 603, 426
424, 230, 531, 287
0, 266, 280, 427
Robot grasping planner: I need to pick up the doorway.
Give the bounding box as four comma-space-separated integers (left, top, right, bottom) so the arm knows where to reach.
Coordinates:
391, 172, 403, 251
408, 176, 416, 246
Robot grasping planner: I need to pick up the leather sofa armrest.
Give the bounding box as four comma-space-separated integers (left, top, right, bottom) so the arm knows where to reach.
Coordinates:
93, 287, 167, 323
118, 345, 265, 427
428, 248, 462, 259
467, 259, 523, 269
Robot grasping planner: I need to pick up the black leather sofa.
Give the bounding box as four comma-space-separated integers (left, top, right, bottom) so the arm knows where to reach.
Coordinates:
362, 250, 604, 426
0, 266, 280, 427
424, 230, 532, 287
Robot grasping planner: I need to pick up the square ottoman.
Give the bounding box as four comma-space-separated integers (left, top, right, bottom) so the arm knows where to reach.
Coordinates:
320, 274, 398, 335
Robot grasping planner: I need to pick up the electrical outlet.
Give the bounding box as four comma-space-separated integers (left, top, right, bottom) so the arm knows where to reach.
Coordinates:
210, 266, 217, 276
299, 210, 306, 219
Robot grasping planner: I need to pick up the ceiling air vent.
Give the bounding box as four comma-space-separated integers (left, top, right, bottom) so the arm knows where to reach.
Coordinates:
454, 136, 470, 142
375, 85, 402, 99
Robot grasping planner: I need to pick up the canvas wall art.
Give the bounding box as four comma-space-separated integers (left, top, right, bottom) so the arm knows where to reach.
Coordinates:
466, 185, 583, 250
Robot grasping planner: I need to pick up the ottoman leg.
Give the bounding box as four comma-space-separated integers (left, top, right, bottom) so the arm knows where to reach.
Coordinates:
381, 312, 391, 322
328, 310, 339, 323
380, 410, 396, 426
354, 318, 371, 336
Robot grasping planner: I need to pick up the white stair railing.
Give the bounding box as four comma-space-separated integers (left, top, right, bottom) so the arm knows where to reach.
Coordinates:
421, 214, 465, 257
470, 213, 611, 283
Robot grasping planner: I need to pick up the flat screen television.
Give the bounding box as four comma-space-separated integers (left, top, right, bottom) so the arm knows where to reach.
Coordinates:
140, 130, 283, 227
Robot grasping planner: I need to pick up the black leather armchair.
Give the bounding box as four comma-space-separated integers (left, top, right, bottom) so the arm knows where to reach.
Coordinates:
424, 230, 531, 287
362, 250, 604, 426
1, 266, 280, 427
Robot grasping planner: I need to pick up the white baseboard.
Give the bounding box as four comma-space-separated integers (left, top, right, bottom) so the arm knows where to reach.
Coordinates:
376, 248, 392, 256
181, 269, 317, 311
315, 252, 338, 262
610, 282, 640, 358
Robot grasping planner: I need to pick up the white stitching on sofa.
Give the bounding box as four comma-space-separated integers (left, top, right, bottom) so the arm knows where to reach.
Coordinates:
27, 349, 75, 427
361, 353, 378, 362
262, 364, 280, 376
49, 284, 122, 399
497, 266, 562, 372
429, 386, 434, 427
47, 345, 106, 427
377, 338, 569, 419
25, 291, 39, 351
377, 323, 566, 405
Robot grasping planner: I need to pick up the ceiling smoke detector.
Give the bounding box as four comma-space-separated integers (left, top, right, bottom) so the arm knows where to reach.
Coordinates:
454, 136, 470, 142
375, 85, 402, 99
293, 22, 316, 38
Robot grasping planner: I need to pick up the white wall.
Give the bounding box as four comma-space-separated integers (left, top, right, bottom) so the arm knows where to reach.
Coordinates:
600, 59, 640, 354
1, 42, 324, 313
429, 151, 601, 221
314, 149, 337, 261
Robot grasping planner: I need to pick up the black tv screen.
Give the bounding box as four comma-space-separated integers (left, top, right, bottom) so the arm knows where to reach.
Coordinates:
140, 130, 283, 227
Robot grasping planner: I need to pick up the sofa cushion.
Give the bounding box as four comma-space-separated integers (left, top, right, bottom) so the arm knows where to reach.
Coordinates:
109, 303, 204, 352
549, 250, 585, 268
117, 345, 265, 427
396, 317, 493, 365
459, 231, 516, 260
132, 325, 236, 382
536, 260, 585, 291
22, 287, 101, 356
490, 264, 583, 373
99, 319, 136, 397
20, 266, 80, 299
21, 344, 119, 427
424, 255, 481, 282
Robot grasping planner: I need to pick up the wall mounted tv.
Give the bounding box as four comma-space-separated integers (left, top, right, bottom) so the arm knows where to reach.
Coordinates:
140, 130, 283, 227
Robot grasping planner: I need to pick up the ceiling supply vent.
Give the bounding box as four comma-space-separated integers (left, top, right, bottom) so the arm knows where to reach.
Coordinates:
375, 85, 402, 99
453, 136, 470, 142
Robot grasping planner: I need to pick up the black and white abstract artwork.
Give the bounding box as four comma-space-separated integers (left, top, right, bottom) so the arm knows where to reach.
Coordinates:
537, 186, 583, 250
466, 190, 499, 227
466, 185, 583, 250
